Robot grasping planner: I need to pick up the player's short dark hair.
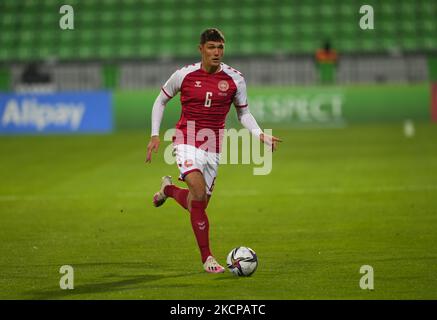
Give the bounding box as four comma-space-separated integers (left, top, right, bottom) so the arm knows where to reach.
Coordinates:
200, 28, 225, 44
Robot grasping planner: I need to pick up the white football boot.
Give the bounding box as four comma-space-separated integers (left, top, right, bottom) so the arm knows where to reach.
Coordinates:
203, 256, 225, 274
152, 176, 173, 207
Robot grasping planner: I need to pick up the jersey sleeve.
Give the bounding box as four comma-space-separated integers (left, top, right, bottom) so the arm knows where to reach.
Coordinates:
161, 69, 182, 98
233, 76, 248, 108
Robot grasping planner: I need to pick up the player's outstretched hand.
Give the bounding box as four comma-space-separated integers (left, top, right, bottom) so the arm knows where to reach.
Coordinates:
260, 133, 282, 152
146, 136, 160, 163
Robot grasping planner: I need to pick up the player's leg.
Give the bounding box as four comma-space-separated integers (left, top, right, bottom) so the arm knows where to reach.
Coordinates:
157, 180, 210, 210
184, 171, 224, 273
152, 144, 194, 209
152, 175, 174, 207
184, 171, 209, 260
163, 183, 190, 210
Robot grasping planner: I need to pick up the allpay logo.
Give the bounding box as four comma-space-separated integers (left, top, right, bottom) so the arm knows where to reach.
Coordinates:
1, 98, 85, 131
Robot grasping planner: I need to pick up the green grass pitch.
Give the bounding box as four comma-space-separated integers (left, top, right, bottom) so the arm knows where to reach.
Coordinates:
1, 122, 436, 299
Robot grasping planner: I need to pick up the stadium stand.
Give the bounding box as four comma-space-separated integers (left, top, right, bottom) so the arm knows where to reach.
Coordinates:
0, 0, 436, 61
0, 0, 435, 90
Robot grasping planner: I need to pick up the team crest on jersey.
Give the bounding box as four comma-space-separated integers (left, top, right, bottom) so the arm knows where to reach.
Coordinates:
218, 80, 229, 92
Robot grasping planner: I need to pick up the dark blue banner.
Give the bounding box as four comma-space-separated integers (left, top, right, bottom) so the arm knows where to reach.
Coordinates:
0, 91, 112, 134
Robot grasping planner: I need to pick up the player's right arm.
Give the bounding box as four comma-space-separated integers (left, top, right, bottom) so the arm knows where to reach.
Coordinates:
146, 69, 182, 163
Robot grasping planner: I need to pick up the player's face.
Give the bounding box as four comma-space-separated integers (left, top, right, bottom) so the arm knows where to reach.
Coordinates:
199, 41, 224, 68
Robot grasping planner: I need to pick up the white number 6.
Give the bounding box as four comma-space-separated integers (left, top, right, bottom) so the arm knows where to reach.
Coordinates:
204, 91, 212, 107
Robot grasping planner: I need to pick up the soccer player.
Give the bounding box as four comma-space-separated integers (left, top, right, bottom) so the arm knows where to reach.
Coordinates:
146, 28, 281, 273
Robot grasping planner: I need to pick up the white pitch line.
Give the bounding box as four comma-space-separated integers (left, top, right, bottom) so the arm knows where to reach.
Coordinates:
1, 185, 436, 202
217, 185, 437, 196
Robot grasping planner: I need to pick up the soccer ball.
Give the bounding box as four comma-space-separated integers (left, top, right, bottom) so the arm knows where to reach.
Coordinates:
226, 246, 258, 276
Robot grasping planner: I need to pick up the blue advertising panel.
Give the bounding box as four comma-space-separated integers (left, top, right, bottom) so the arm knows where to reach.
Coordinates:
0, 91, 112, 134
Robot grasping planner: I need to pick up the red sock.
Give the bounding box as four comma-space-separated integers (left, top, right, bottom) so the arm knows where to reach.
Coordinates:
190, 200, 212, 263
164, 185, 189, 210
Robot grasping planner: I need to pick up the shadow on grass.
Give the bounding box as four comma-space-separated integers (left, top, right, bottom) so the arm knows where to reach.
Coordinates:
24, 262, 201, 299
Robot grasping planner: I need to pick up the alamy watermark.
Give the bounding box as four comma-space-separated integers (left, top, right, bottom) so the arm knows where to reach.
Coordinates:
359, 5, 374, 30
161, 121, 274, 176
59, 5, 74, 30
359, 265, 374, 290
59, 265, 74, 290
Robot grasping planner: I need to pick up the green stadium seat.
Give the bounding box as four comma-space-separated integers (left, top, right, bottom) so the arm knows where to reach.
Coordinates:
100, 45, 118, 60
16, 47, 34, 61
177, 43, 195, 58
157, 42, 176, 57
240, 7, 256, 22
0, 31, 15, 47
258, 40, 275, 55
17, 30, 34, 44
279, 25, 298, 39
338, 3, 355, 17
118, 45, 137, 59
361, 39, 379, 52
38, 30, 58, 47
77, 29, 98, 48
58, 45, 74, 60
299, 23, 318, 39
380, 19, 397, 35
136, 42, 152, 58
77, 46, 94, 59
420, 20, 436, 34
2, 0, 19, 10
318, 22, 337, 39
1, 13, 16, 29
19, 13, 39, 28
0, 50, 9, 61
422, 36, 437, 50
100, 10, 118, 25
100, 0, 119, 8
278, 3, 296, 20
219, 8, 237, 21
400, 20, 417, 35
319, 3, 336, 17
380, 36, 398, 52
402, 37, 420, 51
79, 11, 98, 27
239, 42, 256, 55
179, 8, 196, 22
338, 19, 358, 37
399, 2, 416, 15
337, 39, 358, 53
59, 28, 76, 44
119, 28, 136, 42
380, 2, 396, 16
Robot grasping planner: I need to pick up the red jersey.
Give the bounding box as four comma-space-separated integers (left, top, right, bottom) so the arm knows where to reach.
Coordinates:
161, 62, 248, 153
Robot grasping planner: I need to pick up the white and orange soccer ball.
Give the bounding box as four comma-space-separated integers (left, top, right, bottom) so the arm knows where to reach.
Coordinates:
226, 246, 258, 277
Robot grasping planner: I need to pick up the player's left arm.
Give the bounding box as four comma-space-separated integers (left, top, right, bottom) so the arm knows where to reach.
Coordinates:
236, 106, 282, 151
233, 76, 282, 151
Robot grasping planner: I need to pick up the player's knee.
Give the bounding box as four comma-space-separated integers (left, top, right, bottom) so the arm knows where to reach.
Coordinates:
190, 190, 207, 202
193, 193, 206, 203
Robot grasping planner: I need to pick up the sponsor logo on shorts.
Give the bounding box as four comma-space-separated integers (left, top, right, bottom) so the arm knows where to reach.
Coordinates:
184, 159, 193, 168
